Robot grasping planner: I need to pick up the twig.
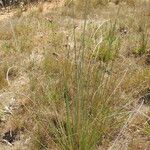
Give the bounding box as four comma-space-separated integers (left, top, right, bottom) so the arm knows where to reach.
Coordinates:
6, 66, 17, 86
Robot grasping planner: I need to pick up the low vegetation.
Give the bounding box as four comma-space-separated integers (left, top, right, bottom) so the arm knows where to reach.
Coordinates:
0, 0, 150, 150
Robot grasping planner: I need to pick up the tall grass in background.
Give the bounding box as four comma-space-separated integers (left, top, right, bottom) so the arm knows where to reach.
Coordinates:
65, 0, 136, 8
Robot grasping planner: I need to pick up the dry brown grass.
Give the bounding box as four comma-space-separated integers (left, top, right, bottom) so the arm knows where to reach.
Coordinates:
0, 0, 149, 150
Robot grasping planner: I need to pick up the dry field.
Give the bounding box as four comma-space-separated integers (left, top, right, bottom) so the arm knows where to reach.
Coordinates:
0, 0, 150, 149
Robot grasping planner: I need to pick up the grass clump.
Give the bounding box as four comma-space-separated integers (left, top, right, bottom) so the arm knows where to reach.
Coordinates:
93, 23, 120, 62
133, 28, 148, 56
23, 10, 129, 150
28, 55, 126, 149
